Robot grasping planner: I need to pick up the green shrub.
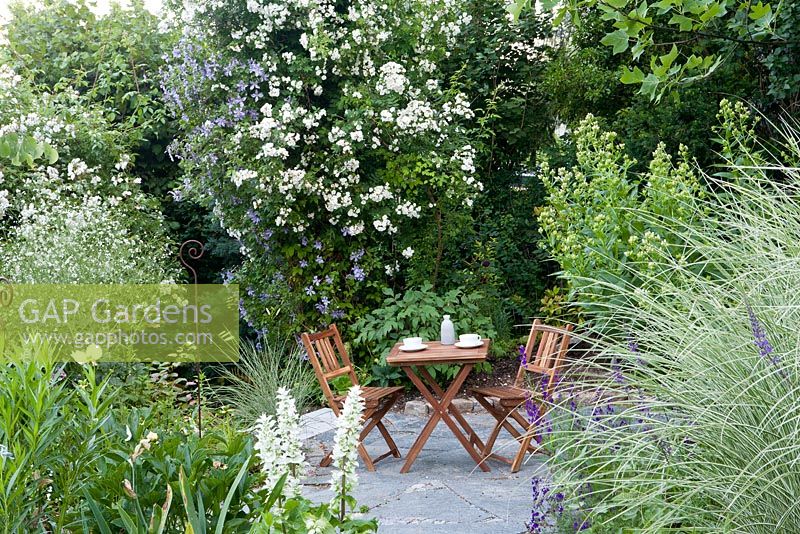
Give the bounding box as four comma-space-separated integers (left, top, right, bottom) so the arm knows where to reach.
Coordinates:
352, 282, 496, 384
82, 423, 264, 533
0, 340, 116, 532
0, 337, 375, 531
0, 60, 177, 285
441, 0, 555, 322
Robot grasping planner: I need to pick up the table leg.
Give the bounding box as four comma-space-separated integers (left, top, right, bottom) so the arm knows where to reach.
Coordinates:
400, 364, 491, 473
417, 366, 487, 452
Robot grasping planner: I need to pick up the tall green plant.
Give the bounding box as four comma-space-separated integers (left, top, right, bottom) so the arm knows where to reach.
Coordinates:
509, 0, 800, 106
0, 340, 115, 532
537, 114, 705, 321
542, 120, 800, 532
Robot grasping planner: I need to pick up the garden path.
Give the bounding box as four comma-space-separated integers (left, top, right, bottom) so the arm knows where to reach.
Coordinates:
302, 410, 540, 534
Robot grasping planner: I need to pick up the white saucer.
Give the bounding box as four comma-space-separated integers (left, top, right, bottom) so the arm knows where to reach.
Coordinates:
455, 340, 483, 349
399, 344, 428, 352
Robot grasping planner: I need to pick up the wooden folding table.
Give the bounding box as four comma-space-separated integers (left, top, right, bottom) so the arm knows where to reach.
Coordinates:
386, 340, 492, 473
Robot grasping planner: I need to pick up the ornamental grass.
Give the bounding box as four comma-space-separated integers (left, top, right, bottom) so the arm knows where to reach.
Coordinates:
542, 121, 800, 532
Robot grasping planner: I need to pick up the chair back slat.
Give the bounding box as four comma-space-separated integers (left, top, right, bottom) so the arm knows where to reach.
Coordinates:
317, 336, 339, 373
535, 331, 556, 369
514, 321, 574, 395
301, 324, 359, 413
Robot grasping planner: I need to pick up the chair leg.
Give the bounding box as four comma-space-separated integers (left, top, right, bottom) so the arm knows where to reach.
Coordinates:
510, 410, 541, 452
357, 395, 401, 466
377, 421, 401, 458
322, 393, 402, 472
511, 430, 537, 473
474, 395, 523, 458
377, 392, 403, 458
358, 443, 376, 472
320, 451, 333, 467
482, 420, 504, 456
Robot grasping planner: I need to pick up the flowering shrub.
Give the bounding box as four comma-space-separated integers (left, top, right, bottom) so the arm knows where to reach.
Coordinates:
3, 0, 172, 140
537, 114, 705, 320
161, 0, 480, 336
0, 64, 176, 283
0, 200, 176, 283
253, 387, 306, 499
330, 385, 365, 520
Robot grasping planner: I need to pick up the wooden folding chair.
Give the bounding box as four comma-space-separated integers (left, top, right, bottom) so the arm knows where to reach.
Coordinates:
301, 324, 403, 471
469, 320, 573, 472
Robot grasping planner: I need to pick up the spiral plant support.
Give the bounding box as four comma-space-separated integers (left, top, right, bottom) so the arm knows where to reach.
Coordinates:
178, 240, 205, 437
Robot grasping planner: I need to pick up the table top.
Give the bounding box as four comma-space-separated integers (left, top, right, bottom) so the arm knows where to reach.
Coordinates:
386, 340, 491, 366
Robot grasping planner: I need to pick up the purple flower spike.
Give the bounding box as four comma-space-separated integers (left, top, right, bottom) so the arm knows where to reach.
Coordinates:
747, 304, 780, 366
611, 358, 625, 384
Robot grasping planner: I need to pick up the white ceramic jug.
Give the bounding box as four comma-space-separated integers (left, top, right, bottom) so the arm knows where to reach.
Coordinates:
441, 314, 456, 345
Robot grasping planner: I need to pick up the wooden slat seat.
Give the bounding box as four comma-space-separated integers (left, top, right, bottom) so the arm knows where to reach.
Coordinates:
468, 320, 573, 472
333, 386, 404, 408
301, 324, 403, 471
469, 385, 530, 408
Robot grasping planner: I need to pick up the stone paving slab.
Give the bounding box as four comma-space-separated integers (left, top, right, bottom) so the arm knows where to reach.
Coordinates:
299, 407, 337, 440
302, 412, 542, 533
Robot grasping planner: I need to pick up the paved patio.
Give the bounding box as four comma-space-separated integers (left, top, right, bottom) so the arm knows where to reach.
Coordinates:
302, 410, 541, 534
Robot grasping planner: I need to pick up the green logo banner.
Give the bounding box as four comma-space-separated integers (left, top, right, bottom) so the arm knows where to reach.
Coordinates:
0, 284, 239, 362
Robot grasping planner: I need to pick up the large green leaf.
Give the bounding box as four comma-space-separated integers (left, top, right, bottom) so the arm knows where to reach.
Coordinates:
601, 30, 630, 54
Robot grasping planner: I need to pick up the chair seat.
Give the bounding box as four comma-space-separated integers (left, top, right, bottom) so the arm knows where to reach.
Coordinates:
469, 385, 537, 408
334, 386, 404, 408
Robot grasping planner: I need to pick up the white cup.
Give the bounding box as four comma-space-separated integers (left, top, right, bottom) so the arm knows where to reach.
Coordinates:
459, 334, 481, 344
403, 337, 423, 347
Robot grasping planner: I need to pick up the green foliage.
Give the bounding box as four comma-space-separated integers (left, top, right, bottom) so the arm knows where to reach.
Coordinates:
1, 0, 234, 285
447, 0, 555, 171
534, 0, 800, 106
539, 7, 764, 172
353, 283, 496, 383
437, 0, 556, 323
542, 45, 625, 125
0, 341, 115, 532
83, 426, 263, 533
468, 172, 552, 322
5, 0, 173, 140
0, 337, 376, 532
213, 340, 317, 425
251, 474, 378, 533
543, 121, 800, 532
537, 114, 706, 320
538, 285, 583, 325
0, 48, 177, 285
0, 132, 58, 167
